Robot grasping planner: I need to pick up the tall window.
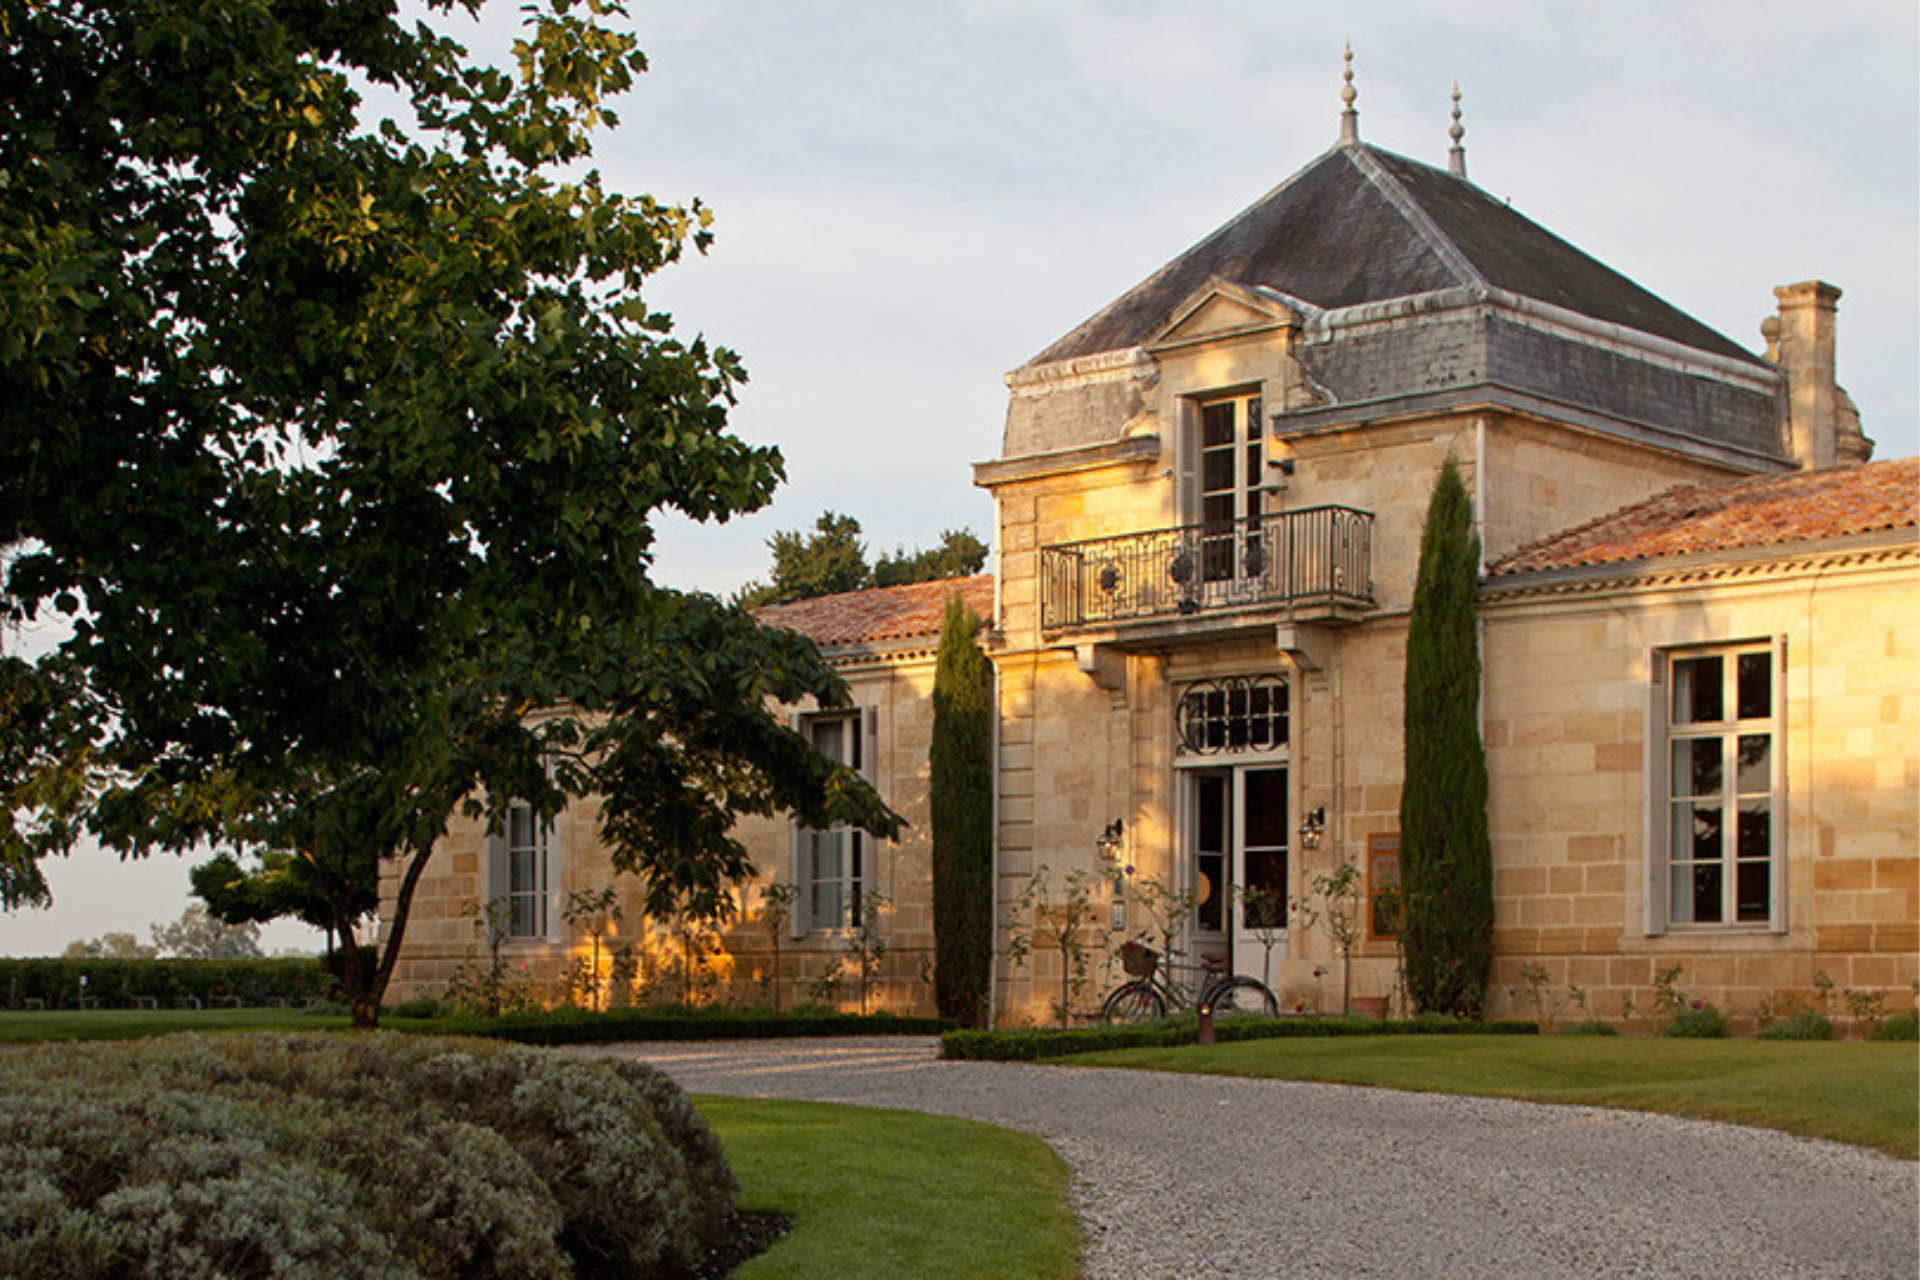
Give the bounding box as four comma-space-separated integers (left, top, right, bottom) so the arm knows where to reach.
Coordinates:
1658, 643, 1781, 929
1196, 393, 1264, 583
800, 712, 866, 932
488, 801, 556, 941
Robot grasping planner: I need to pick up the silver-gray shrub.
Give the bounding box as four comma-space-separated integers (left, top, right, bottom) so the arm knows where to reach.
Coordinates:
0, 1033, 737, 1278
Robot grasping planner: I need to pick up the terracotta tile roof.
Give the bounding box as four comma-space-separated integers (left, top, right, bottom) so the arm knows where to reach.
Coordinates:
752, 574, 994, 649
1490, 458, 1918, 577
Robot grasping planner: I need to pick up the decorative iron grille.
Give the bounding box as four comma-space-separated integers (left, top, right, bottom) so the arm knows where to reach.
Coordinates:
1039, 505, 1373, 631
1175, 675, 1289, 755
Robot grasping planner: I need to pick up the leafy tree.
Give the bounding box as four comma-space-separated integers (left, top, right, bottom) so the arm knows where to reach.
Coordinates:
62, 931, 156, 960
0, 0, 898, 1027
872, 529, 990, 589
734, 516, 986, 607
1397, 456, 1493, 1016
930, 592, 994, 1026
150, 903, 264, 960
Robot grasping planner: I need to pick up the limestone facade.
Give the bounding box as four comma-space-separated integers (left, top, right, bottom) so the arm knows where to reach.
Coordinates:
383, 114, 1916, 1035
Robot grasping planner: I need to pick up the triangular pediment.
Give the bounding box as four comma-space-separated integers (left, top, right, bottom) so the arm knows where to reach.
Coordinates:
1144, 279, 1298, 352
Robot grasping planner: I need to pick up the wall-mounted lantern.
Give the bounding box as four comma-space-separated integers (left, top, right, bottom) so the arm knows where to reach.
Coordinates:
1298, 806, 1327, 851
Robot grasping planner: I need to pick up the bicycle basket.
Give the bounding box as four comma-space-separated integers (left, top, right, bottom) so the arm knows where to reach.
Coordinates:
1119, 940, 1158, 978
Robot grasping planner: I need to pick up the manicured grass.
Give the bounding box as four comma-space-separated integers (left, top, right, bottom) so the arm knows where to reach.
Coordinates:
0, 1007, 346, 1042
1064, 1034, 1920, 1159
698, 1096, 1081, 1280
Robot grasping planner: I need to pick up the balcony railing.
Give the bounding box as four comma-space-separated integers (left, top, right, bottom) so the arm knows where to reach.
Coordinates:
1039, 505, 1374, 632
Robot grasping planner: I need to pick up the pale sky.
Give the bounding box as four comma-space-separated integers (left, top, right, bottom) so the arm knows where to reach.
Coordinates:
5, 1, 1914, 957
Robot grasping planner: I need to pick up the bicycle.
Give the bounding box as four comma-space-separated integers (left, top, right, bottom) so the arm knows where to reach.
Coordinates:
1100, 935, 1279, 1023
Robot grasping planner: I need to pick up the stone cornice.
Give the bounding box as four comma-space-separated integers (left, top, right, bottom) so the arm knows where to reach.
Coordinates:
1479, 530, 1917, 603
973, 434, 1161, 488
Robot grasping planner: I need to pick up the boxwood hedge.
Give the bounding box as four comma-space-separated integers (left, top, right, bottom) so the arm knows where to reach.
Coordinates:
941, 1014, 1540, 1062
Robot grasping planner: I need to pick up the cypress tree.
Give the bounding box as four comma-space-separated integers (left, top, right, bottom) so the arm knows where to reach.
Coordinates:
1398, 456, 1493, 1016
930, 593, 995, 1027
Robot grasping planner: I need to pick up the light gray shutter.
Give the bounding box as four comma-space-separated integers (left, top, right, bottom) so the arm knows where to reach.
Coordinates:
1174, 399, 1197, 524
543, 814, 564, 944
1769, 636, 1789, 935
789, 709, 810, 938
485, 820, 509, 916
1644, 652, 1668, 937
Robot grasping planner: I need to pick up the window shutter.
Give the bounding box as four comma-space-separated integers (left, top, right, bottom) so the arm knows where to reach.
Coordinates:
1175, 399, 1197, 523
1644, 651, 1668, 937
1769, 634, 1789, 935
543, 816, 564, 944
486, 822, 509, 914
789, 709, 810, 938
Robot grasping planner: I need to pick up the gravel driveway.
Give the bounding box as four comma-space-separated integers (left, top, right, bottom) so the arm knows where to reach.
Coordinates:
573, 1037, 1918, 1279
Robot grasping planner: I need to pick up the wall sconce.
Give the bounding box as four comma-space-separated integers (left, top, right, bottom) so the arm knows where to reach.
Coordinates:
1096, 818, 1124, 861
1298, 806, 1326, 851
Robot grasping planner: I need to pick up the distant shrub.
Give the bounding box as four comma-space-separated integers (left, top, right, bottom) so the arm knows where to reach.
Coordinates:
0, 1033, 736, 1278
1555, 1020, 1621, 1036
941, 1015, 1538, 1062
389, 996, 445, 1020
1665, 1003, 1730, 1038
0, 957, 333, 1009
1754, 1011, 1835, 1041
1870, 1011, 1919, 1042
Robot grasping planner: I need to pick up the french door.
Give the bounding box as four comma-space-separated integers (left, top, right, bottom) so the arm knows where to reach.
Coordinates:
1187, 764, 1289, 977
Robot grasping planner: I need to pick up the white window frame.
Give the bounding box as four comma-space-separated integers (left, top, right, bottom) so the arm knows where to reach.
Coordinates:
1647, 638, 1787, 935
487, 801, 563, 944
790, 707, 876, 937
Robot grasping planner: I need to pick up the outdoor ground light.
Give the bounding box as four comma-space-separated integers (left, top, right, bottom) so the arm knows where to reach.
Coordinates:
1298, 806, 1326, 851
1197, 1000, 1216, 1046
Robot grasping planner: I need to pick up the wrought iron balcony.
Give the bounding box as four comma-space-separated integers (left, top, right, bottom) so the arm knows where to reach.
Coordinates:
1039, 505, 1374, 633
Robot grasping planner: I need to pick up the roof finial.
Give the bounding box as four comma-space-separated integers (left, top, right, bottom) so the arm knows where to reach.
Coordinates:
1448, 81, 1467, 178
1338, 42, 1360, 145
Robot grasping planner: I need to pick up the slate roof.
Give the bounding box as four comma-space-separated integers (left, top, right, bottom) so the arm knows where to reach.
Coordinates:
1489, 459, 1918, 577
1029, 141, 1758, 369
753, 574, 994, 649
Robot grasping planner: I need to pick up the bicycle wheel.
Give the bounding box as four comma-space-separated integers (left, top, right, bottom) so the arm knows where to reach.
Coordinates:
1203, 976, 1278, 1019
1100, 981, 1168, 1024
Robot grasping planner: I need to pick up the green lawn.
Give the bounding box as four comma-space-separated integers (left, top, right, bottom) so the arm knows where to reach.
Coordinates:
0, 1007, 347, 1042
698, 1096, 1080, 1280
1064, 1034, 1920, 1159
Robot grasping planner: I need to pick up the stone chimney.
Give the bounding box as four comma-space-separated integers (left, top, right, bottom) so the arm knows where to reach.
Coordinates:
1769, 281, 1873, 469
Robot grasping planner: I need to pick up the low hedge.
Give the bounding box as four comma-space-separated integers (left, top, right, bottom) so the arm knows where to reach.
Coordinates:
0, 1032, 738, 1278
399, 1004, 953, 1045
0, 957, 335, 1009
941, 1014, 1540, 1062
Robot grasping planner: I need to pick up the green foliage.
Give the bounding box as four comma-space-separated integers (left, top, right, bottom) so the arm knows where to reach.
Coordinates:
0, 0, 899, 1028
1297, 859, 1367, 1015
193, 846, 376, 939
1398, 455, 1493, 1017
736, 512, 871, 607
734, 514, 987, 607
941, 1014, 1538, 1062
1555, 1019, 1621, 1036
0, 1033, 736, 1278
1754, 1010, 1835, 1041
1869, 1011, 1918, 1042
0, 957, 332, 1009
61, 932, 156, 960
409, 1004, 949, 1045
148, 902, 263, 960
871, 529, 990, 589
1008, 866, 1108, 1027
930, 593, 994, 1027
1666, 1003, 1730, 1038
